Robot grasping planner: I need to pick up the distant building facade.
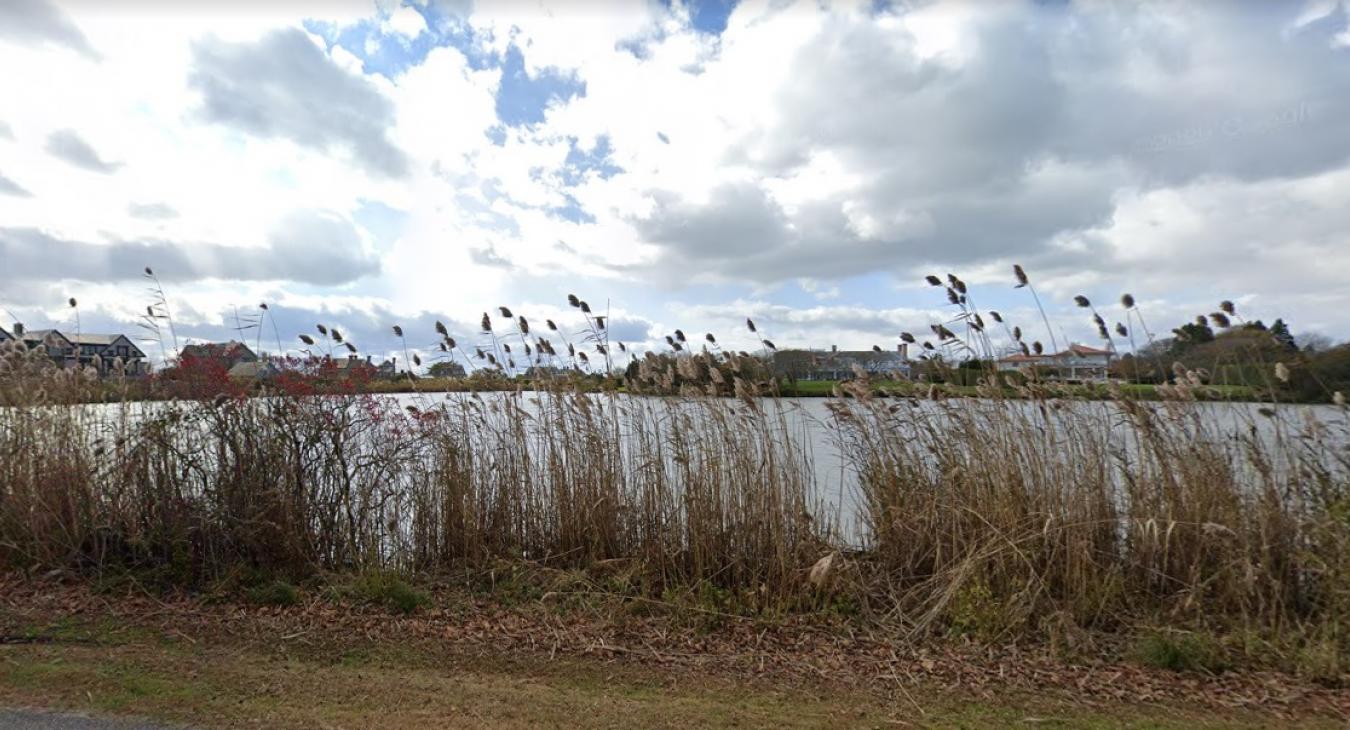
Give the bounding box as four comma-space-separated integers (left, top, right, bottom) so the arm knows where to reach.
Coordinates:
6, 327, 148, 375
773, 346, 911, 381
179, 341, 258, 369
996, 343, 1114, 381
227, 360, 281, 380
323, 355, 396, 379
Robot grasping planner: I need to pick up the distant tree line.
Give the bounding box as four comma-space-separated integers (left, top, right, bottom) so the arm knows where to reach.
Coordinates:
1111, 316, 1348, 402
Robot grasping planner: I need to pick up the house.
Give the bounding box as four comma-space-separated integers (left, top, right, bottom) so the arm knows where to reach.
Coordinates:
8, 328, 147, 375
69, 333, 149, 375
19, 329, 76, 367
227, 360, 280, 380
773, 347, 911, 381
179, 341, 258, 369
997, 343, 1114, 382
323, 355, 395, 379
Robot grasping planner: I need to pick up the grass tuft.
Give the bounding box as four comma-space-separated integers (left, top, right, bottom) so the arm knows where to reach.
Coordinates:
247, 580, 300, 607
1134, 631, 1228, 673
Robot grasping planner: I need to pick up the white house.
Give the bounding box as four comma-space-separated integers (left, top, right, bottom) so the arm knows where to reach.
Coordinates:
997, 343, 1114, 382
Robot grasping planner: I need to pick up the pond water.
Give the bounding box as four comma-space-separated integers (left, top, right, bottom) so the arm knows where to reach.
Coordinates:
34, 392, 1350, 543
379, 392, 1349, 539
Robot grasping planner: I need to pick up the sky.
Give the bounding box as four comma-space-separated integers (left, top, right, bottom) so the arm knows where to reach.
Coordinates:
2, 0, 1349, 368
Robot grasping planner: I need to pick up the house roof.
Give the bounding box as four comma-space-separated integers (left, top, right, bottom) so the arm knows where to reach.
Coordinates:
69, 333, 122, 346
999, 353, 1047, 363
0, 325, 10, 341
228, 361, 277, 378
21, 329, 74, 347
181, 341, 257, 361
1059, 343, 1112, 358
331, 356, 372, 370
67, 333, 146, 357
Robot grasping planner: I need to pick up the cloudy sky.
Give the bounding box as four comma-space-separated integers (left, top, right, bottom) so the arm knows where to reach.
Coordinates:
1, 0, 1348, 366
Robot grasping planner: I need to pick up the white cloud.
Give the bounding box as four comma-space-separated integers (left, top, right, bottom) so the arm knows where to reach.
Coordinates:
385, 5, 428, 38
2, 0, 1349, 356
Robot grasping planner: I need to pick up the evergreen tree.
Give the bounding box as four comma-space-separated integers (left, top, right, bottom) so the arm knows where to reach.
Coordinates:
1269, 319, 1297, 351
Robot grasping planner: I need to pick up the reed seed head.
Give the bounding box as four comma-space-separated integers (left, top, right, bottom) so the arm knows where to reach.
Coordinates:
925, 275, 942, 286
392, 325, 404, 338
1121, 293, 1135, 309
1013, 264, 1028, 287
1074, 295, 1091, 308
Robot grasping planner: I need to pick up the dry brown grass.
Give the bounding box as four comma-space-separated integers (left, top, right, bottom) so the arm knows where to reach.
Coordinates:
1, 298, 1347, 681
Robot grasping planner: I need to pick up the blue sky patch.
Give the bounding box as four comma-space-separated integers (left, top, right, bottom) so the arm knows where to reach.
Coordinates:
495, 45, 587, 127
550, 194, 597, 225
561, 136, 623, 186
686, 0, 738, 35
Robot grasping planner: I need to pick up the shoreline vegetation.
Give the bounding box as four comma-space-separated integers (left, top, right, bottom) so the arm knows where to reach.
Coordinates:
2, 265, 1348, 724
37, 374, 1269, 405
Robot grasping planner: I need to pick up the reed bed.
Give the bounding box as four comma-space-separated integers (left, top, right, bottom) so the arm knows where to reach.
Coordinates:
1, 278, 1347, 678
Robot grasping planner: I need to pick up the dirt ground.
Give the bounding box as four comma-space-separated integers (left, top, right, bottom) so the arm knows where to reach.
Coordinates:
2, 576, 1345, 728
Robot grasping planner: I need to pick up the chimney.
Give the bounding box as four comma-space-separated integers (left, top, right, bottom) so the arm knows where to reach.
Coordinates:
899, 343, 909, 360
